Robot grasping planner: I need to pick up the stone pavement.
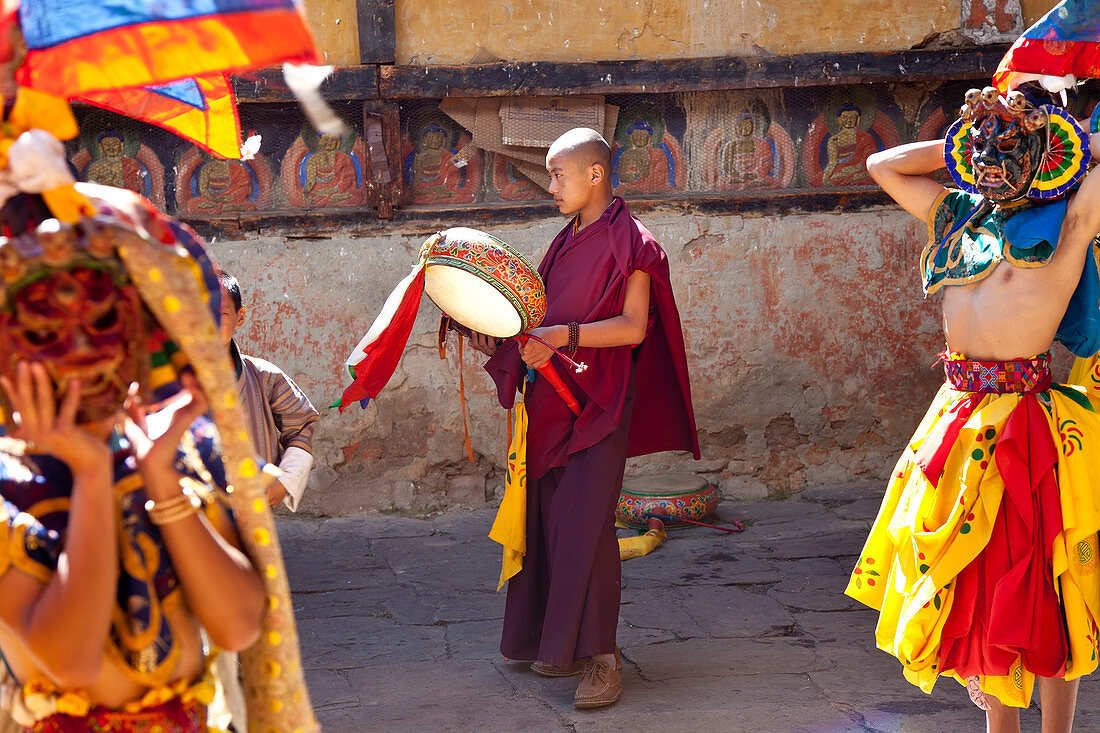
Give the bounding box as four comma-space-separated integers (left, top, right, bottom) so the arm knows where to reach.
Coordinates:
279, 486, 1100, 733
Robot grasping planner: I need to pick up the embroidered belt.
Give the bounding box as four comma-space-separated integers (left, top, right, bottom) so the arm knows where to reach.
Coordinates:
943, 352, 1052, 394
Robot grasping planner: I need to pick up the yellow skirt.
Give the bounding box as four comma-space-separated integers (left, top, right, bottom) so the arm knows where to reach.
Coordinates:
846, 373, 1100, 708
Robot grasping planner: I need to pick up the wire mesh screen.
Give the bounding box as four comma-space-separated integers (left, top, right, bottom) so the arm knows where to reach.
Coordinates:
66, 83, 1100, 218
68, 101, 368, 217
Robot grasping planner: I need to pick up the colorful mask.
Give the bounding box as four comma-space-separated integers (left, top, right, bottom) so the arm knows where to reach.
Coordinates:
944, 86, 1090, 201
0, 262, 148, 423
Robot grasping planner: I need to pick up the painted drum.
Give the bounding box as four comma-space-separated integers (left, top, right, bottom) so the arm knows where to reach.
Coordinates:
421, 227, 546, 338
616, 473, 719, 530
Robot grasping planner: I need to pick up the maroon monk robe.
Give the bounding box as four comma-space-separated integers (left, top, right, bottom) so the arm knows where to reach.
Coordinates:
486, 197, 698, 667
486, 196, 699, 479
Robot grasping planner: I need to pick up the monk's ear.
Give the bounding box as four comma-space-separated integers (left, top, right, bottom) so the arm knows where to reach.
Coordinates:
589, 162, 607, 186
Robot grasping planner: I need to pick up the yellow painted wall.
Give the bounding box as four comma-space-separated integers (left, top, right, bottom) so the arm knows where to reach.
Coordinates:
303, 0, 360, 65
307, 0, 1061, 69
1022, 0, 1058, 25
394, 0, 958, 65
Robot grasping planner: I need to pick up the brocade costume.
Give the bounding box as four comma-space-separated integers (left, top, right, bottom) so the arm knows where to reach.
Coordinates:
0, 182, 310, 731
845, 188, 1100, 707
0, 419, 232, 731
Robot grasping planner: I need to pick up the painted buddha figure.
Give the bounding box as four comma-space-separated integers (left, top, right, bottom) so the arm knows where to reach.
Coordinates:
303, 132, 357, 206
821, 104, 877, 185
85, 132, 146, 194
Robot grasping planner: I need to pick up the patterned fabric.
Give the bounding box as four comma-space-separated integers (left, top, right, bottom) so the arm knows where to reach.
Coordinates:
30, 697, 205, 732
489, 386, 528, 592
924, 189, 1100, 357
1, 422, 232, 690
994, 0, 1100, 93
15, 0, 319, 158
922, 191, 1061, 294
943, 353, 1053, 394
845, 378, 1100, 708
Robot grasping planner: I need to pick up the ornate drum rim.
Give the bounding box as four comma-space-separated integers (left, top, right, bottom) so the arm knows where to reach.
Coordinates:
616, 483, 719, 530
423, 229, 545, 332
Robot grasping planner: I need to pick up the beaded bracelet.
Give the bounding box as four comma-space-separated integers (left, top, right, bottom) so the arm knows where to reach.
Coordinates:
145, 486, 202, 525
567, 322, 580, 356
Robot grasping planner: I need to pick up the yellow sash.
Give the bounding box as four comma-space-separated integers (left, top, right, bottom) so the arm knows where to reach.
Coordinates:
489, 388, 528, 591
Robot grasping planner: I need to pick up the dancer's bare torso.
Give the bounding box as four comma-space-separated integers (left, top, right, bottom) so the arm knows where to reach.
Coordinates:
942, 216, 1093, 360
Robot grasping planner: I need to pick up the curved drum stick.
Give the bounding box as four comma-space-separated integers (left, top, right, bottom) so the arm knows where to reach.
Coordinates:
516, 334, 582, 416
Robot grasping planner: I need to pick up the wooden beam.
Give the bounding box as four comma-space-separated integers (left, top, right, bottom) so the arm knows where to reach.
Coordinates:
379, 45, 1009, 99
356, 0, 396, 64
231, 66, 378, 102
362, 100, 403, 218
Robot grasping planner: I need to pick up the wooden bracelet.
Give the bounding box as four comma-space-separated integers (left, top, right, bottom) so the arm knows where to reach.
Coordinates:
145, 487, 202, 525
567, 322, 580, 356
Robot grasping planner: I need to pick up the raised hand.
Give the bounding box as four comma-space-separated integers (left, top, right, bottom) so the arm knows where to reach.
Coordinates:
121, 371, 209, 489
0, 361, 111, 474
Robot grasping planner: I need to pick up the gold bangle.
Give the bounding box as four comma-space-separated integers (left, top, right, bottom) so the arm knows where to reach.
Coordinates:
145, 487, 202, 525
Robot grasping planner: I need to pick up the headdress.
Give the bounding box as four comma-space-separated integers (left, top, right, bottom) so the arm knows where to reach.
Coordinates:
944, 85, 1090, 200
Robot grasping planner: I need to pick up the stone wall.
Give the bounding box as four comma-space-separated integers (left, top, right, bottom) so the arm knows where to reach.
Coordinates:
209, 204, 946, 516
71, 69, 1100, 515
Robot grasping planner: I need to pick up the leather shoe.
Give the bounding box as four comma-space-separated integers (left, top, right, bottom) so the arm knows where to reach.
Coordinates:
573, 659, 621, 709
531, 660, 585, 677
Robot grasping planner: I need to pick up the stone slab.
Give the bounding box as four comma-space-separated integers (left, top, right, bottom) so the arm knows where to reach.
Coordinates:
801, 484, 882, 506
298, 615, 448, 668
680, 585, 795, 637
714, 500, 830, 525
833, 496, 885, 522
768, 574, 860, 612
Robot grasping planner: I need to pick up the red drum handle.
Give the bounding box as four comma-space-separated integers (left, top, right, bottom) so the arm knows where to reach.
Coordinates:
516, 334, 581, 416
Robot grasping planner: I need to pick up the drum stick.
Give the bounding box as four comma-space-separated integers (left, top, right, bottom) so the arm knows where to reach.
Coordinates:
444, 318, 584, 417
516, 334, 582, 416
521, 334, 588, 374
644, 511, 744, 533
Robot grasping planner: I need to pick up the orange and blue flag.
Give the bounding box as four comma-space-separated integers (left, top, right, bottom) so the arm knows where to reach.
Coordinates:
15, 0, 320, 158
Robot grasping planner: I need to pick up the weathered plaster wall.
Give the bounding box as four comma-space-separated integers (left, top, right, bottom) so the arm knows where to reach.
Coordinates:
393, 0, 960, 65
307, 0, 1056, 69
210, 206, 946, 515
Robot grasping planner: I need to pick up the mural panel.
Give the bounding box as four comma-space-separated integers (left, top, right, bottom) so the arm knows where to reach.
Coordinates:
801, 88, 900, 188
175, 148, 274, 215
281, 124, 369, 209
70, 117, 166, 209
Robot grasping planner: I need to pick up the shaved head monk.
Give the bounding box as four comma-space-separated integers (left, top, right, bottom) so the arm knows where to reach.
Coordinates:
471, 128, 699, 708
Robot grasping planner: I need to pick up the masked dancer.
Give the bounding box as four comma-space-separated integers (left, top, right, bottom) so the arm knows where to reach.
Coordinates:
844, 74, 1100, 732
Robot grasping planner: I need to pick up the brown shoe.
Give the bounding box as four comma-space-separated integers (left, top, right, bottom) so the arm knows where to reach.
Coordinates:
531, 659, 586, 677
573, 659, 621, 709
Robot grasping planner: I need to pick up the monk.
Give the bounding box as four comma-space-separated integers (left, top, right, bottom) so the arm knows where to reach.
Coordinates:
471, 128, 698, 708
844, 81, 1100, 733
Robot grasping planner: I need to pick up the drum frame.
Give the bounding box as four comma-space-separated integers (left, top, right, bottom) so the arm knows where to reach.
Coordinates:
422, 229, 545, 336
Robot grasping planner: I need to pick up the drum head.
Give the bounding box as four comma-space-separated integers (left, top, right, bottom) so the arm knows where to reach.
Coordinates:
425, 265, 523, 338
621, 473, 709, 498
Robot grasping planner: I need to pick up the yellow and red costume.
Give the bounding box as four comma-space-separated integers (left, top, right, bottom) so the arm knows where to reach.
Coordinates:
846, 183, 1100, 707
